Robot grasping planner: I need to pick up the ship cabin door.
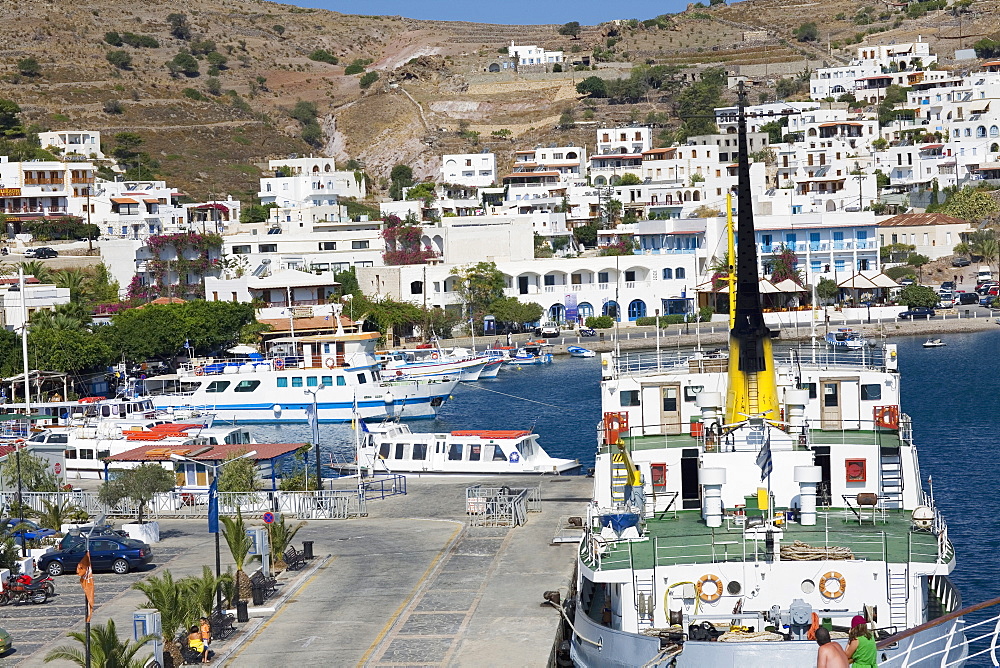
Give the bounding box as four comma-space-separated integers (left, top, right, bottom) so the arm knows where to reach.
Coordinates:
435, 438, 447, 464
820, 380, 841, 429
680, 448, 700, 509
659, 383, 682, 435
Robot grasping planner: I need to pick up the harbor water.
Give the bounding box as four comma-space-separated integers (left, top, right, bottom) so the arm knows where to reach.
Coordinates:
250, 332, 1000, 663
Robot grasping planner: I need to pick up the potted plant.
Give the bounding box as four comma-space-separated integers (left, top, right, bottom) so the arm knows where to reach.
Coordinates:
98, 463, 175, 543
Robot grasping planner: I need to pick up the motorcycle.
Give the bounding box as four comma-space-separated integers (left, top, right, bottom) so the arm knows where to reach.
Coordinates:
579, 327, 596, 337
1, 575, 49, 605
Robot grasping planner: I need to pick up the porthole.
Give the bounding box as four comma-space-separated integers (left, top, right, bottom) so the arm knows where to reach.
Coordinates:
727, 580, 742, 595
801, 579, 816, 594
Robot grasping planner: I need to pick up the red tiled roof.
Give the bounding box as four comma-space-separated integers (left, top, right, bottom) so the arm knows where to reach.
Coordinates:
919, 143, 943, 150
877, 213, 969, 227
107, 441, 306, 462
258, 315, 355, 333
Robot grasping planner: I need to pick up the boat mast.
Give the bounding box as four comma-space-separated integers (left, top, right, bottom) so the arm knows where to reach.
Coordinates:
725, 83, 780, 425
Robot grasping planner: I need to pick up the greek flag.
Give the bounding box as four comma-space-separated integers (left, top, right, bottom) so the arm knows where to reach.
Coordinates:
207, 477, 219, 534
755, 433, 772, 481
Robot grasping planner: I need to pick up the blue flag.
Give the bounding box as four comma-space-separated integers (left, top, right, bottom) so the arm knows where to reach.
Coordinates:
755, 433, 772, 481
208, 477, 219, 534
359, 418, 369, 433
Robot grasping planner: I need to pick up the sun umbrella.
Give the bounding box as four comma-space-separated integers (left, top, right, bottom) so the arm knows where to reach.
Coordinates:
772, 278, 806, 293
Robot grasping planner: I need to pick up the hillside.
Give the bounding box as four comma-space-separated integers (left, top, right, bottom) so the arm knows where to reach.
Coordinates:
1, 0, 998, 202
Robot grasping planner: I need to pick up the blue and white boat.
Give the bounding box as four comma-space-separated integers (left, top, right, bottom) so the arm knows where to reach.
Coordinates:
825, 327, 870, 349
567, 346, 595, 358
508, 342, 553, 366
139, 331, 458, 423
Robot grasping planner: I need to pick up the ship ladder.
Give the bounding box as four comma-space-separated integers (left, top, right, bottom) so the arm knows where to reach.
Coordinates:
879, 446, 904, 509
634, 576, 655, 629
746, 373, 759, 411
887, 565, 909, 629
611, 453, 629, 503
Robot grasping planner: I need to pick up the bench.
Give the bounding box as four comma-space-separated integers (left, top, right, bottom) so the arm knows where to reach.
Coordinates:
283, 546, 306, 571
249, 570, 278, 604
209, 609, 236, 640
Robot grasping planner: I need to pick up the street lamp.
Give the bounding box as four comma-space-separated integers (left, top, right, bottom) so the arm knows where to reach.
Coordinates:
303, 386, 326, 492
170, 450, 257, 614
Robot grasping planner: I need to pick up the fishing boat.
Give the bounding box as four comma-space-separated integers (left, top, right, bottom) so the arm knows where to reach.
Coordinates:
922, 339, 946, 348
508, 342, 554, 366
824, 328, 870, 349
567, 346, 596, 358
570, 87, 989, 667
138, 331, 458, 423
381, 348, 488, 381
343, 422, 579, 474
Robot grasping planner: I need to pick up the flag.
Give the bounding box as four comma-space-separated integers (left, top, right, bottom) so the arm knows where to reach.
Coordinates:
207, 477, 219, 534
77, 551, 94, 623
755, 434, 772, 481
359, 418, 369, 433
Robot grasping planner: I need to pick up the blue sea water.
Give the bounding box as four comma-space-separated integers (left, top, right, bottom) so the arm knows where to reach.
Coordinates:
253, 333, 1000, 658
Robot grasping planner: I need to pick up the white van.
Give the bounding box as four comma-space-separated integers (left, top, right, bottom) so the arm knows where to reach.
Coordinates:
978, 266, 993, 282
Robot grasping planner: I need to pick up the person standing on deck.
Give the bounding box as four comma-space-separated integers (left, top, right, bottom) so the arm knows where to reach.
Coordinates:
846, 615, 877, 668
816, 627, 849, 668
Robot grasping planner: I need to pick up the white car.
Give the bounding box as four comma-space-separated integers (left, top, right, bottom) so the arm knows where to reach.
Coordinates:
536, 323, 560, 338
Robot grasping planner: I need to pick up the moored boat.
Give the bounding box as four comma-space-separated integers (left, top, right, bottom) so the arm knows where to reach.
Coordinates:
922, 338, 945, 348
825, 327, 870, 349
567, 346, 596, 358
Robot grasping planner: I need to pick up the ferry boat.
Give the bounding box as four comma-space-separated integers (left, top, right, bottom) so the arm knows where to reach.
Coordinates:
137, 332, 458, 423
346, 422, 579, 474
569, 89, 987, 667
825, 328, 870, 350
381, 348, 489, 381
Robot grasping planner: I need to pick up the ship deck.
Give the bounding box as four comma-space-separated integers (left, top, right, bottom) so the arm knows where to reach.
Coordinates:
586, 508, 943, 571
599, 429, 905, 454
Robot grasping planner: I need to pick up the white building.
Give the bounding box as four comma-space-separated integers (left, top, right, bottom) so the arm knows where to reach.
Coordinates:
876, 212, 971, 261
507, 43, 564, 67
0, 156, 97, 236
440, 153, 496, 187
38, 130, 105, 160
810, 40, 939, 103
259, 157, 366, 209
0, 276, 71, 331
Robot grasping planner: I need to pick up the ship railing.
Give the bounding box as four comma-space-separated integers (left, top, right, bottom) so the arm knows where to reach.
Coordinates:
876, 594, 1000, 666
611, 346, 886, 377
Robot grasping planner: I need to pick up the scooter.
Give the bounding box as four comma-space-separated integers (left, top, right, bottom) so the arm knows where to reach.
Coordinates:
1, 576, 49, 605
579, 327, 596, 337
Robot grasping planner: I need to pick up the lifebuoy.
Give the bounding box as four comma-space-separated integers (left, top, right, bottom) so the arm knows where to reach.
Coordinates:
273, 358, 285, 370
819, 571, 846, 599
697, 574, 723, 603
873, 405, 899, 430
194, 366, 205, 376
430, 352, 439, 360
324, 357, 337, 369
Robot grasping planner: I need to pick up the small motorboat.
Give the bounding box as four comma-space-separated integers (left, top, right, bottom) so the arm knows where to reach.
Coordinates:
567, 346, 595, 358
825, 328, 870, 349
922, 338, 946, 348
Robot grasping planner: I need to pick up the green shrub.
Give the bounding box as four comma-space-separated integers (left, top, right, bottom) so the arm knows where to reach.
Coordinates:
359, 71, 379, 89
183, 88, 207, 101
106, 50, 132, 70
344, 63, 364, 75
308, 49, 339, 65
105, 31, 123, 47
586, 315, 614, 329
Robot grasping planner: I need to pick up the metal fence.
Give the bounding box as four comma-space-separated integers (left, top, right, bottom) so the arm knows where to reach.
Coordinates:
465, 485, 541, 528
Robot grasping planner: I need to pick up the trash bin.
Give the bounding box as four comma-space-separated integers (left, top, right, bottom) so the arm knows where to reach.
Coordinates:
236, 600, 249, 623
251, 584, 264, 606
302, 540, 314, 560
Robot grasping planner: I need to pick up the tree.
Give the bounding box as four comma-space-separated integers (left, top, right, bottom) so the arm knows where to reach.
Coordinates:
205, 77, 222, 96
389, 164, 414, 200
816, 277, 840, 303
1, 449, 58, 492
0, 99, 23, 137
17, 57, 41, 77
576, 76, 608, 98
166, 13, 192, 40
106, 50, 132, 70
185, 565, 232, 618
132, 570, 195, 667
794, 22, 819, 42
267, 516, 306, 571
168, 52, 199, 77
206, 51, 228, 70
618, 173, 642, 186
759, 118, 788, 144
220, 510, 258, 600
105, 31, 124, 47
899, 284, 938, 308
216, 449, 258, 495
455, 262, 506, 320
44, 618, 155, 668
574, 222, 598, 248
559, 21, 581, 38
359, 71, 379, 89
940, 187, 1000, 223
98, 463, 175, 524
36, 499, 87, 531
487, 297, 543, 331
29, 327, 112, 374
906, 253, 930, 283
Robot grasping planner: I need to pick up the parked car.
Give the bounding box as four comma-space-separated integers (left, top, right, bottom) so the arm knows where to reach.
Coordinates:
959, 292, 980, 305
898, 307, 936, 319
2, 519, 57, 541
976, 282, 997, 295
952, 257, 971, 267
899, 278, 916, 286
39, 537, 153, 576
23, 247, 58, 259
534, 323, 560, 338
58, 525, 128, 551
940, 281, 955, 291
0, 626, 11, 655
981, 294, 996, 307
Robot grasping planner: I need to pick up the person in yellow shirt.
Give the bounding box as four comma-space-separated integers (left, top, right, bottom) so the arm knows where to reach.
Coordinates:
188, 625, 208, 663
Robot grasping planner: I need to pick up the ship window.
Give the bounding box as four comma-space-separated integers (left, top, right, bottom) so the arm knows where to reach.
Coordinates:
97, 449, 110, 460
321, 376, 333, 385
797, 382, 817, 399
492, 445, 507, 461
662, 388, 678, 412
469, 445, 481, 461
378, 442, 390, 459
336, 376, 346, 386
64, 449, 77, 460
235, 380, 260, 393
277, 378, 288, 388
357, 373, 367, 385
861, 384, 881, 401
412, 443, 427, 460
684, 386, 703, 402
79, 449, 94, 459
307, 376, 319, 387
291, 377, 303, 388
47, 433, 68, 444
394, 443, 405, 459
651, 463, 667, 491
620, 390, 640, 407
206, 381, 230, 393
448, 443, 464, 460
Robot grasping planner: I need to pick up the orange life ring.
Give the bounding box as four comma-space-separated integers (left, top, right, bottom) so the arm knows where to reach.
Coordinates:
395, 370, 403, 376
819, 571, 846, 599
430, 352, 439, 360
324, 357, 337, 369
273, 358, 284, 370
697, 574, 723, 603
873, 405, 899, 430
194, 366, 205, 376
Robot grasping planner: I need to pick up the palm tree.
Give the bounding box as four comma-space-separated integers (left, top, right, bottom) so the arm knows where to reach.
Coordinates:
185, 565, 232, 618
36, 498, 85, 531
18, 260, 51, 283
267, 516, 306, 571
44, 618, 155, 667
55, 267, 87, 303
132, 570, 196, 667
220, 509, 258, 600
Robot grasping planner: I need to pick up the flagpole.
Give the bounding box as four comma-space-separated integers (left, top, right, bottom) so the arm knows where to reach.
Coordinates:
85, 603, 91, 668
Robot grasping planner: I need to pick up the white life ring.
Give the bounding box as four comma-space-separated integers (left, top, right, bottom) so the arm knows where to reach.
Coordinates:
273, 358, 285, 370
194, 366, 205, 376
430, 352, 439, 360
325, 357, 337, 369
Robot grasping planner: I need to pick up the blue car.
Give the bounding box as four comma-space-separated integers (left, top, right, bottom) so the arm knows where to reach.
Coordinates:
38, 537, 153, 576
3, 519, 56, 541
898, 307, 936, 319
